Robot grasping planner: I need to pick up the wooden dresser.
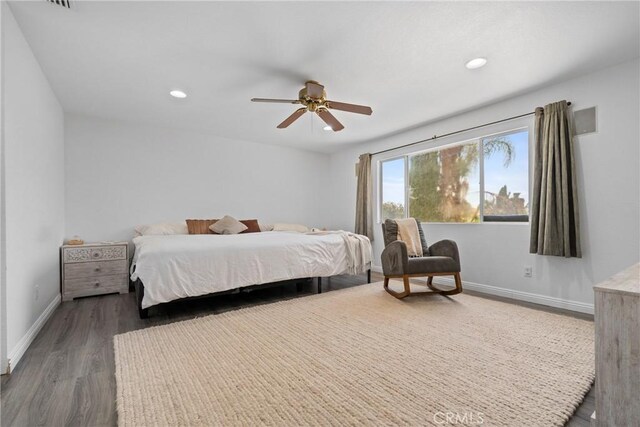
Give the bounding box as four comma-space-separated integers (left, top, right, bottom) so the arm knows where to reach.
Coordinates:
61, 242, 129, 301
591, 263, 639, 427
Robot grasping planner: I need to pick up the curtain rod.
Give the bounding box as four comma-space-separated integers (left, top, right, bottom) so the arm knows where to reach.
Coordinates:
371, 101, 572, 157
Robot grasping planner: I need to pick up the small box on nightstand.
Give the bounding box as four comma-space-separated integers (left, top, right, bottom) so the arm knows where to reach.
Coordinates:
60, 242, 129, 301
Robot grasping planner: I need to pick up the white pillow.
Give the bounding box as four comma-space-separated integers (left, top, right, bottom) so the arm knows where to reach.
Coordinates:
273, 223, 310, 233
209, 215, 248, 235
135, 222, 188, 236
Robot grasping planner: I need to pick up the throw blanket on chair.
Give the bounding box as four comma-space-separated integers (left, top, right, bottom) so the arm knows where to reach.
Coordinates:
396, 218, 423, 257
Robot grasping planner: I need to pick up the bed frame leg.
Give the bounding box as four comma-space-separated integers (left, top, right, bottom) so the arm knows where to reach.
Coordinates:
134, 280, 149, 319
317, 277, 322, 294
367, 269, 371, 284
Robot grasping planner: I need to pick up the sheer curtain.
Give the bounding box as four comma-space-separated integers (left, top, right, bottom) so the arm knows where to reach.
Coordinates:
355, 153, 373, 240
529, 100, 581, 257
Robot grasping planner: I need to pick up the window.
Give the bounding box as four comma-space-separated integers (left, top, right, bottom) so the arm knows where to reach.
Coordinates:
482, 130, 529, 222
380, 157, 405, 220
409, 141, 480, 223
379, 128, 529, 223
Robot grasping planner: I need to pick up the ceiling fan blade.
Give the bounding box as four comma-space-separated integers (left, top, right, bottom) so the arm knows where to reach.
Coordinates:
251, 98, 301, 104
305, 81, 324, 99
326, 100, 373, 116
277, 108, 307, 129
316, 109, 344, 132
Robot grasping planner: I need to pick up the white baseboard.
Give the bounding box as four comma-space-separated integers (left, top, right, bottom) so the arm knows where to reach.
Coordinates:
371, 264, 594, 315
7, 293, 61, 374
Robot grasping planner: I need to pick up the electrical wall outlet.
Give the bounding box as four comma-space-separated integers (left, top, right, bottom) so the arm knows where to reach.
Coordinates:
524, 266, 533, 278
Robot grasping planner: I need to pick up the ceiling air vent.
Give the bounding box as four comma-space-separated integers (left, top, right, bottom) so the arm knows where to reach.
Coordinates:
46, 0, 71, 9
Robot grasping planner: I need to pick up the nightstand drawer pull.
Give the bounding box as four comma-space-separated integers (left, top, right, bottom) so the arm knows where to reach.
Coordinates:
95, 267, 101, 272
94, 282, 100, 287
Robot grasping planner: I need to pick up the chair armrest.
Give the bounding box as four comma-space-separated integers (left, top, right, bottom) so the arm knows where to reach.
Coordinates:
428, 240, 460, 267
381, 240, 408, 276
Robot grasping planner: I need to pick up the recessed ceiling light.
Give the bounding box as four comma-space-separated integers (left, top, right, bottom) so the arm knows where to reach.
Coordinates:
465, 57, 487, 70
169, 89, 187, 98
323, 126, 332, 131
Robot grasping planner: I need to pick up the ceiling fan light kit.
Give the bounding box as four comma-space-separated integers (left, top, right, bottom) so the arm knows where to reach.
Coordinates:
251, 81, 372, 132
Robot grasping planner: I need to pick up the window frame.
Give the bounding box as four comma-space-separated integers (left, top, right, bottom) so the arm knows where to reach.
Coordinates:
377, 124, 531, 225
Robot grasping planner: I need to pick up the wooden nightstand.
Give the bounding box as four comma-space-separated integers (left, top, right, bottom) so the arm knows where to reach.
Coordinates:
61, 242, 129, 301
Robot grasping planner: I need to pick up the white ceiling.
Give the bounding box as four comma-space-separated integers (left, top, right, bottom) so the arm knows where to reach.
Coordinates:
8, 1, 640, 153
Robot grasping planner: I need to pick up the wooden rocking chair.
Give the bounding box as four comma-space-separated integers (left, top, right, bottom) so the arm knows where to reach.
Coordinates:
381, 218, 463, 299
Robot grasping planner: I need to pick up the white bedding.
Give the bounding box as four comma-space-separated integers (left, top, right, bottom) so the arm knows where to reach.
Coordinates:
131, 231, 371, 309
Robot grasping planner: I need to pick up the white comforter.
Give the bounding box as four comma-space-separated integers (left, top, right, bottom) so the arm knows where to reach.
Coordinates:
131, 231, 371, 309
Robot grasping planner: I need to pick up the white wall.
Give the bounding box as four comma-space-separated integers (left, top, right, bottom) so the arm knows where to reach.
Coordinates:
0, 0, 7, 373
328, 59, 640, 311
64, 114, 331, 242
2, 4, 65, 370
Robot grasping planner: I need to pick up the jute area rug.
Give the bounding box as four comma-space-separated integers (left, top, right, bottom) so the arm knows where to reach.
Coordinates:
114, 283, 594, 426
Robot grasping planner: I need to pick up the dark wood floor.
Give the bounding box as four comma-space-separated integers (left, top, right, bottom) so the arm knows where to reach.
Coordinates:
1, 273, 594, 426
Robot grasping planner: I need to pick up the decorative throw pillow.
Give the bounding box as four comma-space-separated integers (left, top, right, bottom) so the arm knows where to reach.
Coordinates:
239, 219, 261, 233
209, 215, 248, 235
273, 223, 310, 233
186, 219, 218, 235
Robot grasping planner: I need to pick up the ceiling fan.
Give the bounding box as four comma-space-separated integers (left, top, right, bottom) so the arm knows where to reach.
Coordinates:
251, 81, 373, 132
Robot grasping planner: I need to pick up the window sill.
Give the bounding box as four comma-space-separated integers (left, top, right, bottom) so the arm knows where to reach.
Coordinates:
378, 220, 531, 225
421, 221, 530, 226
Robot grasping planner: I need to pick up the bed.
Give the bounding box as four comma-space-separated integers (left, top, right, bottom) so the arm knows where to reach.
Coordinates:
130, 231, 372, 318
